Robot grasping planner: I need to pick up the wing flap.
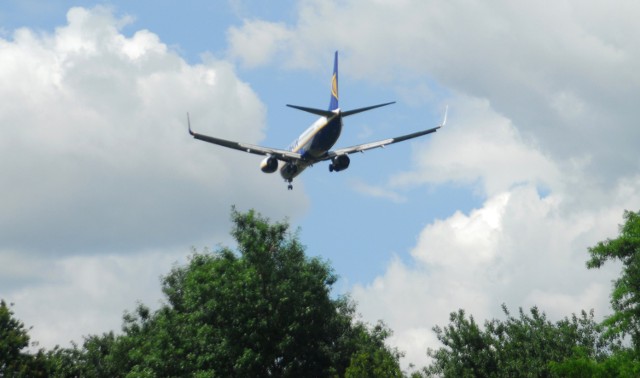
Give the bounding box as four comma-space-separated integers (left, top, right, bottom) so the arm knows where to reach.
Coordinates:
237, 142, 303, 161
326, 126, 440, 159
188, 114, 302, 162
325, 106, 447, 158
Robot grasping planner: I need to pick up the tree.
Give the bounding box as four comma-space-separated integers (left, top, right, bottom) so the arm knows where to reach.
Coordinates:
57, 208, 404, 377
425, 309, 497, 377
425, 210, 640, 377
548, 209, 640, 376
45, 343, 87, 377
0, 300, 48, 377
139, 208, 350, 376
344, 322, 404, 378
0, 300, 30, 374
587, 210, 640, 350
549, 347, 640, 378
424, 305, 603, 377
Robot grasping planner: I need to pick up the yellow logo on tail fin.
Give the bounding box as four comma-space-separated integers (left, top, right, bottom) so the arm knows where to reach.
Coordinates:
331, 73, 338, 100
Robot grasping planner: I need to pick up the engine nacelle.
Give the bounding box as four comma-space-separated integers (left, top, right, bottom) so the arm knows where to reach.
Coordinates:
260, 156, 278, 173
329, 154, 350, 172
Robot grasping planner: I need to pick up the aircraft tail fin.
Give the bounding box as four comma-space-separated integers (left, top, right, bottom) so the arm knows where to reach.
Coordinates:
286, 51, 394, 118
329, 51, 339, 111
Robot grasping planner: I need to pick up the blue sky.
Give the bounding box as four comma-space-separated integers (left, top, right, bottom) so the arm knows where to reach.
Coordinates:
2, 0, 640, 369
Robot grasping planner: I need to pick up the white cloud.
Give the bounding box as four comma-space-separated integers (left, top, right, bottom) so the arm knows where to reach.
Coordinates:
353, 178, 635, 369
227, 19, 293, 67
0, 6, 307, 255
349, 94, 640, 369
391, 97, 562, 197
348, 95, 640, 368
10, 250, 187, 349
0, 6, 309, 349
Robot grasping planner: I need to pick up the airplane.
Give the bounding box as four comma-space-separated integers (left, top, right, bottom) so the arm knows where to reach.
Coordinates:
188, 51, 447, 190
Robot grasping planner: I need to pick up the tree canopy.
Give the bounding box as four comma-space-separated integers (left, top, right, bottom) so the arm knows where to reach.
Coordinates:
423, 209, 640, 377
0, 300, 49, 377
41, 208, 403, 377
424, 305, 603, 377
0, 299, 34, 376
587, 210, 640, 349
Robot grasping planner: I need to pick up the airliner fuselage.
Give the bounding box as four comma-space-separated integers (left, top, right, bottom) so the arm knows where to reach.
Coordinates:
280, 113, 343, 182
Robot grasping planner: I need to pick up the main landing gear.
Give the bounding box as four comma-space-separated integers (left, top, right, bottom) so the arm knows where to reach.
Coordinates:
287, 179, 293, 190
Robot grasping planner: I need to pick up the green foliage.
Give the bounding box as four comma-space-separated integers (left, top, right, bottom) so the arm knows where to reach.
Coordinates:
129, 208, 348, 376
424, 305, 603, 377
424, 209, 640, 376
43, 208, 404, 377
0, 300, 48, 377
44, 344, 85, 377
344, 322, 404, 378
550, 347, 640, 378
0, 300, 30, 373
587, 210, 640, 350
547, 209, 640, 375
425, 309, 496, 377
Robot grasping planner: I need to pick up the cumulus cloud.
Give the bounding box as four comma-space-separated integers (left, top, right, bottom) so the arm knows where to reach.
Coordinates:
349, 96, 640, 369
348, 94, 640, 369
391, 97, 562, 197
0, 6, 308, 348
353, 178, 636, 368
227, 19, 293, 67
0, 6, 307, 255
11, 250, 186, 348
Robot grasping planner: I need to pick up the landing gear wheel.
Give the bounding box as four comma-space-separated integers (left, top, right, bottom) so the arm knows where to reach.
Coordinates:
288, 184, 293, 190
329, 164, 334, 172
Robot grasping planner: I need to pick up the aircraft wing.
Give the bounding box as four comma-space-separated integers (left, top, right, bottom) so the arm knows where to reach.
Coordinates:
324, 106, 447, 159
324, 126, 441, 159
188, 115, 302, 162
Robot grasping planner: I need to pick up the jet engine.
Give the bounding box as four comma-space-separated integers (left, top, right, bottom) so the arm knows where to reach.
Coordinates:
260, 156, 278, 173
329, 154, 350, 172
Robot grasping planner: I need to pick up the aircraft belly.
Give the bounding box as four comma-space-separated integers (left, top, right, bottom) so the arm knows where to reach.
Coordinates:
308, 118, 342, 157
280, 161, 309, 180
280, 117, 342, 181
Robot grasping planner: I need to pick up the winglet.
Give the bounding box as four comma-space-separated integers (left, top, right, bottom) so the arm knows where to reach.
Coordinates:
187, 112, 195, 136
440, 105, 448, 127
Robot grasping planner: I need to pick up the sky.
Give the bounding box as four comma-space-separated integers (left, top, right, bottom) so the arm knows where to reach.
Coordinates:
1, 0, 640, 370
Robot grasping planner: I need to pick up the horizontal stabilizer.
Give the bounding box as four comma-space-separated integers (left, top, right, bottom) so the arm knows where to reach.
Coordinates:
287, 101, 395, 118
341, 101, 395, 117
286, 104, 336, 117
